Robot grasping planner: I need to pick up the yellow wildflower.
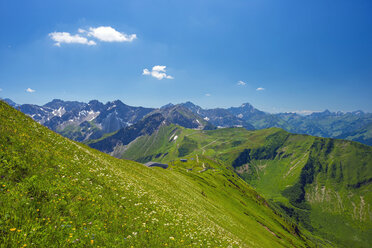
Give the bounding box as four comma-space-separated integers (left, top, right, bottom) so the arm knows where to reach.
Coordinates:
10, 228, 16, 231
91, 240, 94, 245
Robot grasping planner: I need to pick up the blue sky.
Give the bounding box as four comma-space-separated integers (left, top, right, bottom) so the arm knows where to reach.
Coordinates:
0, 0, 371, 113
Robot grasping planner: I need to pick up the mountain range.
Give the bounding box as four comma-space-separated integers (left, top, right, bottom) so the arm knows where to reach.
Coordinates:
180, 101, 372, 145
4, 98, 154, 142
1, 98, 371, 247
4, 98, 371, 146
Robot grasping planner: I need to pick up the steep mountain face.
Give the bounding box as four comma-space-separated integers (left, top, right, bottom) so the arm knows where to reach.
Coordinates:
94, 100, 155, 133
154, 104, 215, 130
89, 113, 167, 154
121, 126, 372, 247
16, 99, 154, 142
1, 100, 321, 247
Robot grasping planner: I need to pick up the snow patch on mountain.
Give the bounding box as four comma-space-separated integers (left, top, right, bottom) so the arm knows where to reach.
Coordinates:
52, 107, 66, 117
107, 104, 116, 111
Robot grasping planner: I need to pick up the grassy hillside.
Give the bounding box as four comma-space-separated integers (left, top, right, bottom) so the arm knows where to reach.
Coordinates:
0, 101, 322, 247
122, 126, 372, 247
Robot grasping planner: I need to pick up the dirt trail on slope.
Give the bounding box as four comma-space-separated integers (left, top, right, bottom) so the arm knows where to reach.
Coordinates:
201, 139, 218, 155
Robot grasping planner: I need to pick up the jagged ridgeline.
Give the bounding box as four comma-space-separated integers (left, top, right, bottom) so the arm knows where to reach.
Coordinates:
7, 98, 372, 146
121, 125, 372, 247
0, 100, 329, 247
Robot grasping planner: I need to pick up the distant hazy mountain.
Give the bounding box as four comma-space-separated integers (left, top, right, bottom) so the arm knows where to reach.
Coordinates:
274, 110, 372, 140
179, 102, 255, 130
179, 102, 372, 146
335, 122, 372, 146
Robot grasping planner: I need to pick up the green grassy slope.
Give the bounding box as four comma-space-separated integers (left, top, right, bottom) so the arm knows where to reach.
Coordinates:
0, 101, 320, 247
122, 126, 372, 247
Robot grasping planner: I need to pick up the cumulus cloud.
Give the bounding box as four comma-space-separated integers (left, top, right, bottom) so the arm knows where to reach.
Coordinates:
49, 26, 136, 46
142, 69, 151, 75
237, 80, 246, 86
152, 65, 166, 72
87, 26, 137, 42
142, 65, 174, 80
205, 93, 211, 97
26, 88, 35, 93
49, 32, 96, 47
256, 87, 265, 91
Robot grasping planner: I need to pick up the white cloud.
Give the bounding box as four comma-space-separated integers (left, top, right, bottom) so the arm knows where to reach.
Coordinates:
49, 26, 136, 47
237, 80, 246, 86
26, 88, 35, 93
152, 65, 166, 72
205, 93, 211, 97
87, 26, 137, 42
256, 87, 265, 91
142, 65, 174, 80
49, 32, 96, 47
